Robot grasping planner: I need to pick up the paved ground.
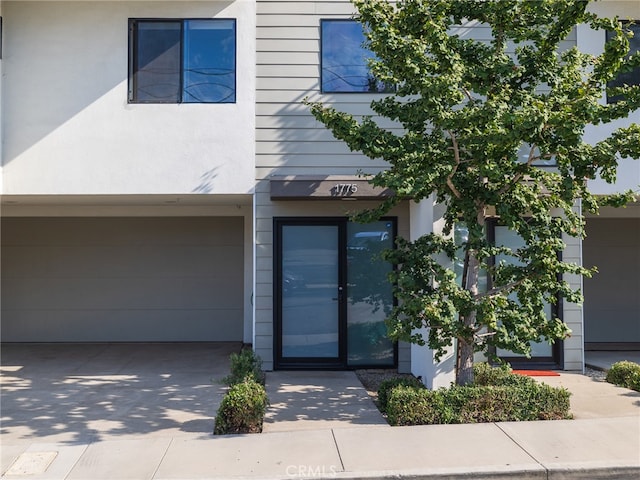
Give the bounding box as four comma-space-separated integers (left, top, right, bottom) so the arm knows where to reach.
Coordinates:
1, 344, 639, 479
585, 350, 640, 371
537, 372, 640, 419
0, 343, 240, 445
263, 371, 387, 432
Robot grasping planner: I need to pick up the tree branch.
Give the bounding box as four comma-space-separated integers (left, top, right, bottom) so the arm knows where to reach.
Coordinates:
474, 278, 526, 300
497, 143, 540, 197
446, 131, 463, 198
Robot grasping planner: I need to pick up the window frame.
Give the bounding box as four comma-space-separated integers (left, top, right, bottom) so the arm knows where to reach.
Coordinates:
320, 18, 393, 94
128, 18, 237, 104
606, 20, 640, 104
485, 219, 564, 369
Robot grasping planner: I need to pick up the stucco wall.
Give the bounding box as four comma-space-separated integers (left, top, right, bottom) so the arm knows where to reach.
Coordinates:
1, 1, 256, 195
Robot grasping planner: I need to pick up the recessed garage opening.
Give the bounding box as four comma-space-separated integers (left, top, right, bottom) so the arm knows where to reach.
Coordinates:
1, 217, 244, 342
583, 217, 640, 351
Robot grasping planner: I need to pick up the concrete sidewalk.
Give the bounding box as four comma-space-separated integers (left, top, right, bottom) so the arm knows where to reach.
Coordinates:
2, 369, 639, 479
2, 417, 638, 479
263, 371, 388, 432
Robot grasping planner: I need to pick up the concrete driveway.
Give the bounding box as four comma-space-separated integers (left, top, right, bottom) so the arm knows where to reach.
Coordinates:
0, 343, 240, 447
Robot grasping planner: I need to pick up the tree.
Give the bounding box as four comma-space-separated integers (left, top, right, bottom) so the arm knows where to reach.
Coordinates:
308, 0, 640, 385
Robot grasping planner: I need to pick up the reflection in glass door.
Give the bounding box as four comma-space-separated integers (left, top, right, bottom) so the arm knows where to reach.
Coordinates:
346, 221, 395, 366
280, 224, 341, 361
275, 218, 397, 369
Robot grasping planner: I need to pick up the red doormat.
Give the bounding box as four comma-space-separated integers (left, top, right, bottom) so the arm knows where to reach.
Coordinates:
512, 370, 560, 377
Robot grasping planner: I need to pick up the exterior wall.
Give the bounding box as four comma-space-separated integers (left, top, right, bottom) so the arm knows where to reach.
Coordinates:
581, 1, 640, 195
0, 2, 256, 344
0, 2, 3, 194
409, 199, 456, 388
578, 1, 640, 352
562, 203, 585, 371
255, 0, 409, 370
1, 1, 256, 196
254, 0, 583, 374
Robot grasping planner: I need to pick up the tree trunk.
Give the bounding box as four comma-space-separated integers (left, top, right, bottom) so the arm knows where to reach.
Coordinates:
457, 339, 475, 385
456, 208, 486, 386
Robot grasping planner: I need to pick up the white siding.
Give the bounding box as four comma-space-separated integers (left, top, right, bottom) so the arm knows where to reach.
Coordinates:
255, 1, 414, 370
254, 0, 585, 371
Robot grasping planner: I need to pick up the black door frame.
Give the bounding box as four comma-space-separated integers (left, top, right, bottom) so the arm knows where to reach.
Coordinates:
273, 217, 398, 370
486, 219, 564, 370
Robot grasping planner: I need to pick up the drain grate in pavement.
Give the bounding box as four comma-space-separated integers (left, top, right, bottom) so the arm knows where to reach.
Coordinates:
5, 451, 58, 476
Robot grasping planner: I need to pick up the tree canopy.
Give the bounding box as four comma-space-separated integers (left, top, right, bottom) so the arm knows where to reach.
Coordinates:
308, 0, 640, 385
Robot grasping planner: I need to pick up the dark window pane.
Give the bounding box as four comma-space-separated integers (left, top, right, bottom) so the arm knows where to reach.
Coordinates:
606, 22, 640, 104
134, 21, 181, 102
321, 20, 389, 93
346, 221, 395, 367
183, 20, 236, 103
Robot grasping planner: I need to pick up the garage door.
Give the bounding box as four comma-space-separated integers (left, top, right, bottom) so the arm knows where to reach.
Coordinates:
583, 218, 640, 346
1, 217, 244, 342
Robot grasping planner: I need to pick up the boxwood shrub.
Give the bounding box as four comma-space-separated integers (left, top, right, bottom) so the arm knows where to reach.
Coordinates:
221, 348, 265, 386
214, 378, 269, 434
606, 361, 640, 392
377, 376, 426, 413
384, 363, 571, 425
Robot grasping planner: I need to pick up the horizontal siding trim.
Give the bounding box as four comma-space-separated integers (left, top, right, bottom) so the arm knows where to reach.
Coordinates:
255, 153, 388, 167
258, 2, 356, 16
256, 166, 378, 179
256, 102, 376, 115
258, 39, 318, 52
256, 115, 400, 129
257, 26, 319, 39
257, 64, 319, 77
256, 127, 403, 142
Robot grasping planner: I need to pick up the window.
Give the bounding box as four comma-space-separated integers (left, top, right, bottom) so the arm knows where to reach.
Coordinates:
321, 19, 392, 93
129, 19, 236, 103
454, 222, 561, 367
606, 21, 640, 104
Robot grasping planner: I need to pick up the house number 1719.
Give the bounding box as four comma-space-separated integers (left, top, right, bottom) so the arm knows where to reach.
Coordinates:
333, 184, 358, 195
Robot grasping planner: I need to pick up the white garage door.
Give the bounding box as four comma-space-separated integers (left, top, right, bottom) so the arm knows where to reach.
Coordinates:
1, 217, 244, 342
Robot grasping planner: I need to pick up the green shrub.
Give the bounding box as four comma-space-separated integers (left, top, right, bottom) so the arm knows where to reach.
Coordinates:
221, 348, 265, 386
529, 383, 572, 420
214, 378, 268, 435
384, 368, 571, 426
628, 371, 640, 392
446, 385, 522, 423
377, 376, 425, 413
386, 386, 451, 425
606, 361, 640, 392
472, 362, 535, 388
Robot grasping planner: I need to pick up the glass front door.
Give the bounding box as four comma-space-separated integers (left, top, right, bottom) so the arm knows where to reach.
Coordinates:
280, 224, 341, 361
275, 218, 396, 369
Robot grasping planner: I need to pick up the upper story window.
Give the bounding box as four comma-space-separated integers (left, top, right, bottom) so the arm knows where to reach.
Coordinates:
321, 19, 392, 93
129, 19, 236, 103
606, 21, 639, 104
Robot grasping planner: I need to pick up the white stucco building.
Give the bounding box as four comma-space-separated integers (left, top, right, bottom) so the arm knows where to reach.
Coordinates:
1, 0, 638, 387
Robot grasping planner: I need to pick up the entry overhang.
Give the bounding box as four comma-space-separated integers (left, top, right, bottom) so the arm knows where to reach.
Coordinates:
270, 175, 395, 201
